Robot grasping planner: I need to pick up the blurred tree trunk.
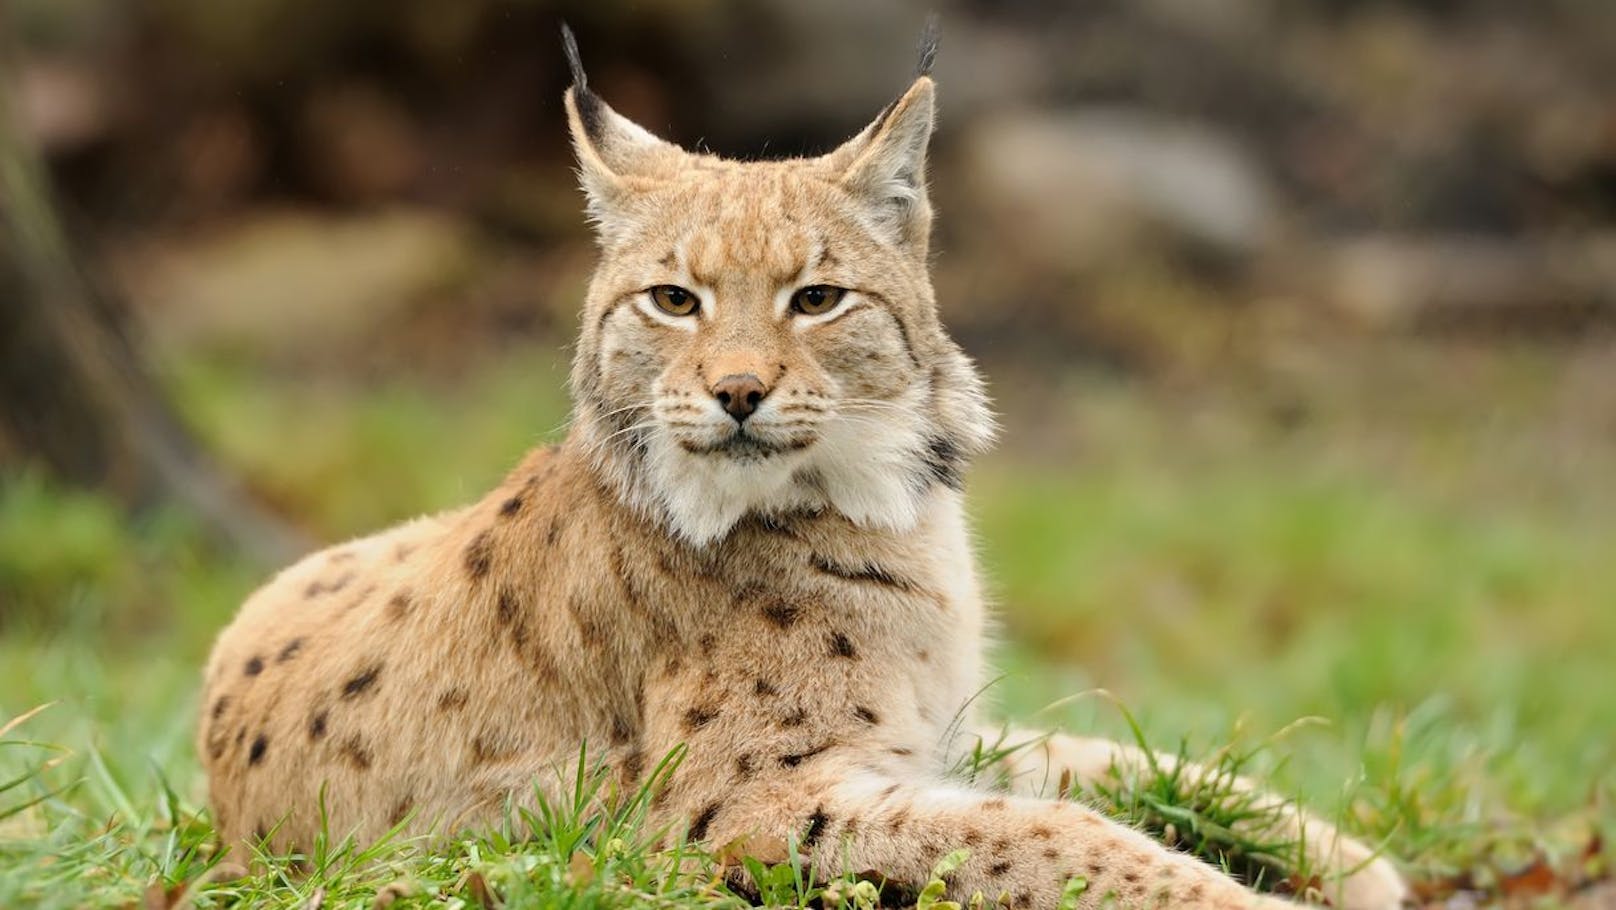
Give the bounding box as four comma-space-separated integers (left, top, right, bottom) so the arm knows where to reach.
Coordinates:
0, 30, 308, 566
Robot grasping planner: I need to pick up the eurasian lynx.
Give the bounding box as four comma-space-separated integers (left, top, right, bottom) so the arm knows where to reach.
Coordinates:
198, 26, 1407, 910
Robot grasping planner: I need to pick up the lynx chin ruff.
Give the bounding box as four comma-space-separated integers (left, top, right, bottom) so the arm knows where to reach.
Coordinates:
199, 26, 1408, 910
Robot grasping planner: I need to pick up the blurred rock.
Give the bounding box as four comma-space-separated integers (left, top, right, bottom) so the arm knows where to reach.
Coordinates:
959, 109, 1279, 271
116, 209, 476, 363
17, 58, 108, 152
1325, 234, 1616, 333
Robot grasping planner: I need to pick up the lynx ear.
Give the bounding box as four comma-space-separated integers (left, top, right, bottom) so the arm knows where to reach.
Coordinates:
828, 74, 937, 253
561, 25, 683, 235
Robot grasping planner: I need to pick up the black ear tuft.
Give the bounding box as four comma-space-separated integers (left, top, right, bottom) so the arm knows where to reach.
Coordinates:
560, 22, 588, 91
560, 23, 604, 140
915, 14, 940, 78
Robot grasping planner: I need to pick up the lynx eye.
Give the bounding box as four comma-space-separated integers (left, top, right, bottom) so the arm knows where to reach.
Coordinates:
648, 285, 699, 317
790, 285, 847, 316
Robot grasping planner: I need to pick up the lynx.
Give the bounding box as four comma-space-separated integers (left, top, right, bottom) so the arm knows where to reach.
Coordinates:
198, 26, 1408, 910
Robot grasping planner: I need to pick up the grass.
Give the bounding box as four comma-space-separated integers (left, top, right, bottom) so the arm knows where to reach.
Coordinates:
2, 339, 1614, 906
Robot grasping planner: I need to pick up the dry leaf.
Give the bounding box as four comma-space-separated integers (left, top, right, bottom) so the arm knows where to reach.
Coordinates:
1497, 857, 1560, 900
464, 871, 499, 908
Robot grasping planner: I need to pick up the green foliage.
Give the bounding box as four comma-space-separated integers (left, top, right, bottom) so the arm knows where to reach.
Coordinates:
2, 346, 1613, 906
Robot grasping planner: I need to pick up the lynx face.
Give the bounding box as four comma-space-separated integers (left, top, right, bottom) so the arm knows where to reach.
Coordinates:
565, 71, 993, 544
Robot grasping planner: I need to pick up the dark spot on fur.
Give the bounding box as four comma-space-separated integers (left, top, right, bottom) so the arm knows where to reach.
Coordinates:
802, 807, 830, 849
879, 783, 901, 800
464, 530, 494, 581
386, 591, 412, 620
688, 802, 720, 841
1015, 891, 1034, 908
697, 633, 716, 653
211, 696, 230, 719
964, 829, 984, 846
989, 860, 1013, 877
888, 807, 911, 832
547, 518, 563, 546
810, 554, 914, 591
607, 711, 634, 745
922, 435, 965, 490
499, 495, 523, 517
578, 619, 608, 649
305, 571, 356, 598
981, 797, 1008, 811
248, 734, 268, 765
854, 705, 880, 725
1031, 825, 1053, 839
496, 588, 519, 625
470, 735, 507, 765
1042, 847, 1059, 860
761, 600, 801, 628
389, 796, 414, 826
828, 632, 857, 659
683, 705, 719, 731
729, 580, 765, 609
735, 753, 756, 779
308, 711, 328, 740
622, 749, 645, 783
754, 678, 778, 697
340, 735, 372, 770
341, 664, 382, 699
890, 746, 914, 756
992, 837, 1012, 855
437, 688, 468, 712
780, 706, 808, 728
277, 638, 304, 662
243, 656, 264, 676
1123, 871, 1141, 884
780, 742, 832, 767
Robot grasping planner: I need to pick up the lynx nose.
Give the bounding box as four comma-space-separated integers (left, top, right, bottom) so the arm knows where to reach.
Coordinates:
711, 373, 768, 423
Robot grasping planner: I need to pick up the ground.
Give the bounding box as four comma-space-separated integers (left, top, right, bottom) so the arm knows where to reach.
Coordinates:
2, 338, 1613, 908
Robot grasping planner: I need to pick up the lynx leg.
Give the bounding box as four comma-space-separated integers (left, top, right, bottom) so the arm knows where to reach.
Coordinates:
660, 759, 1295, 910
970, 728, 1409, 910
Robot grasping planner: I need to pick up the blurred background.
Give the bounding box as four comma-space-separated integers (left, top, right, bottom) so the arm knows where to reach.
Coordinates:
2, 0, 1614, 891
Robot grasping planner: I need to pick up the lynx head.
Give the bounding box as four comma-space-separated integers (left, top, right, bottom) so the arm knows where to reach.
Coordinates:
563, 25, 994, 545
